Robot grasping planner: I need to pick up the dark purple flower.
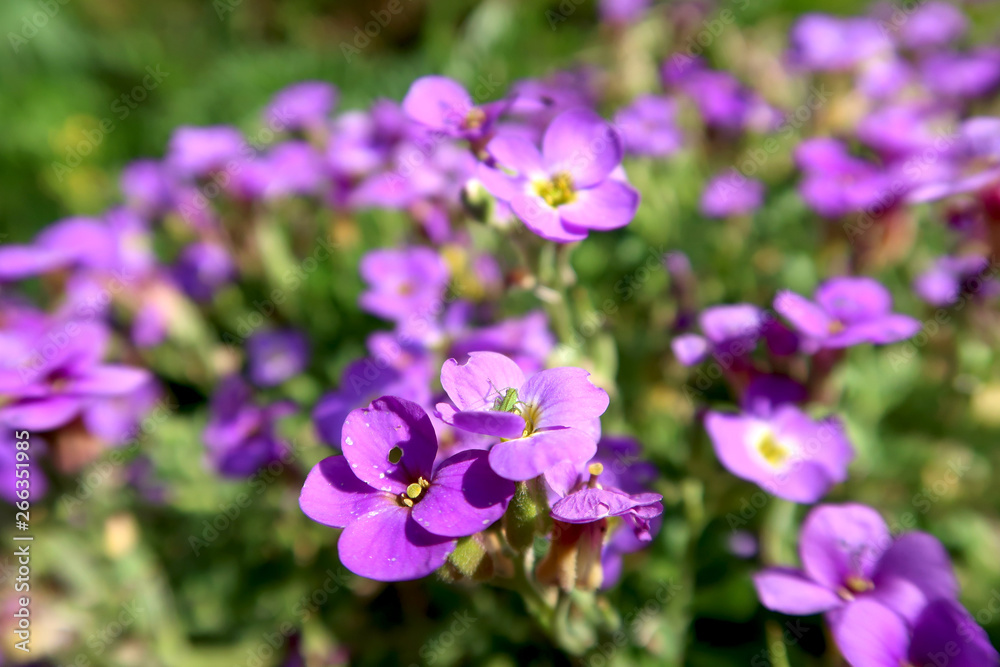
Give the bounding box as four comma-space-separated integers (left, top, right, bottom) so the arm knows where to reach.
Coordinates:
674, 303, 769, 367
299, 396, 515, 581
700, 171, 764, 218
775, 277, 921, 349
246, 329, 310, 387
173, 242, 236, 303
402, 76, 506, 142
754, 504, 958, 625
913, 254, 996, 307
313, 335, 433, 447
613, 94, 682, 158
833, 598, 998, 667
266, 81, 338, 131
166, 126, 246, 179
202, 376, 292, 477
436, 351, 608, 481
478, 109, 640, 242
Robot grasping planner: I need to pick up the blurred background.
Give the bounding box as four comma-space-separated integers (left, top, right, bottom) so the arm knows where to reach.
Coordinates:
4, 0, 1000, 666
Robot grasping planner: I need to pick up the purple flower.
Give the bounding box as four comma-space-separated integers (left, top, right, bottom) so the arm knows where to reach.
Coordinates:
234, 142, 327, 200
907, 117, 1000, 203
173, 242, 236, 303
120, 160, 175, 216
266, 81, 338, 131
700, 172, 764, 218
0, 320, 150, 433
0, 217, 115, 282
754, 504, 958, 628
549, 461, 662, 542
478, 108, 640, 242
921, 48, 1000, 100
313, 336, 433, 447
166, 126, 246, 179
447, 310, 555, 376
246, 329, 310, 387
663, 58, 779, 133
613, 95, 682, 158
894, 1, 967, 50
402, 76, 506, 142
202, 376, 293, 477
359, 247, 450, 331
598, 0, 649, 25
436, 351, 608, 481
704, 383, 853, 503
775, 277, 920, 350
795, 138, 896, 218
299, 396, 515, 581
672, 303, 769, 367
786, 14, 889, 71
913, 255, 997, 307
833, 598, 998, 667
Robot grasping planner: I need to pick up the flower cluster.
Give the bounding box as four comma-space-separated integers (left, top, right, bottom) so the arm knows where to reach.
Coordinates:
300, 351, 663, 588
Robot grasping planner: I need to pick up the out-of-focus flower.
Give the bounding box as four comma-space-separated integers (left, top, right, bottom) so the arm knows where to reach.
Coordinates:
663, 57, 779, 133
0, 319, 150, 433
786, 14, 889, 71
266, 81, 338, 131
436, 351, 608, 481
893, 1, 967, 50
920, 48, 1000, 100
613, 95, 682, 158
598, 0, 649, 25
479, 108, 639, 243
754, 504, 958, 626
313, 335, 433, 447
704, 377, 853, 503
0, 217, 115, 282
795, 138, 896, 218
402, 76, 507, 142
299, 396, 514, 581
913, 254, 997, 306
246, 329, 310, 387
775, 277, 920, 350
173, 242, 236, 303
202, 375, 293, 477
700, 172, 764, 218
166, 125, 246, 179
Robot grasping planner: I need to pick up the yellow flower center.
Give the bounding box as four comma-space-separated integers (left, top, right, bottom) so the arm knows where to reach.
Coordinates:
463, 108, 486, 130
520, 402, 542, 438
828, 319, 845, 334
400, 476, 430, 508
533, 172, 577, 208
755, 431, 790, 468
